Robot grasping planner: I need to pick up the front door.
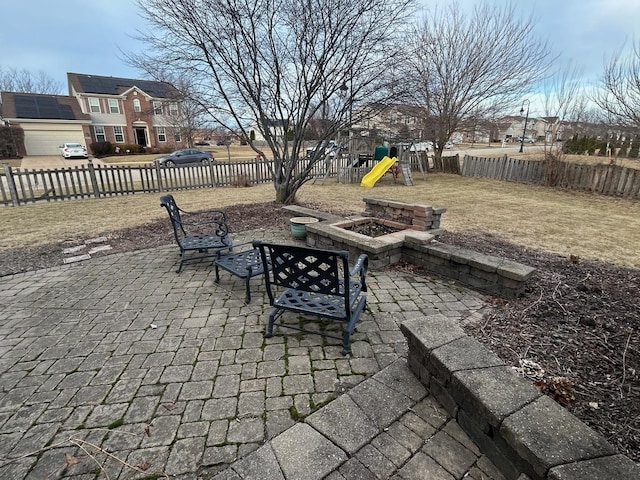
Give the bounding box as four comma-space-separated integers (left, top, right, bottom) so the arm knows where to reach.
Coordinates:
134, 127, 148, 147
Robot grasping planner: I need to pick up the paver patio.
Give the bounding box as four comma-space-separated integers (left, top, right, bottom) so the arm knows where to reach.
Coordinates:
0, 228, 504, 479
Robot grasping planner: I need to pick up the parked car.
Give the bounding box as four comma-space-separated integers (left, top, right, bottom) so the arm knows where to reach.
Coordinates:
154, 149, 215, 167
216, 141, 226, 146
59, 142, 88, 159
194, 140, 210, 146
517, 136, 536, 144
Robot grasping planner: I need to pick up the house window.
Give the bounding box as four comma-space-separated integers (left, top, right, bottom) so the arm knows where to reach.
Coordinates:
95, 126, 106, 142
113, 126, 125, 143
153, 101, 163, 115
157, 127, 166, 142
133, 99, 141, 112
169, 103, 179, 116
174, 131, 181, 142
89, 97, 101, 113
108, 99, 120, 114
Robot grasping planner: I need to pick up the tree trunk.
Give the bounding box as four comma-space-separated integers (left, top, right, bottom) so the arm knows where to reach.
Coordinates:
274, 183, 297, 205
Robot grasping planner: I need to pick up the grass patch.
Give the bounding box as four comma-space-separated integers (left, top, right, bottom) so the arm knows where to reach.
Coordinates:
289, 405, 302, 421
107, 418, 124, 429
1, 173, 639, 268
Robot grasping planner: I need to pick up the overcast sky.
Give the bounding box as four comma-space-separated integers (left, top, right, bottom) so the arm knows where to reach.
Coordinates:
1, 0, 638, 95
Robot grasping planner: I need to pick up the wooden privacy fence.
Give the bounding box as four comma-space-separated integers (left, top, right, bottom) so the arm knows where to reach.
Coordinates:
462, 155, 640, 198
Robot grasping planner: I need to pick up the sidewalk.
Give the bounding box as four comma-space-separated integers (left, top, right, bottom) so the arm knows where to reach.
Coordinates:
18, 155, 112, 171
0, 228, 501, 479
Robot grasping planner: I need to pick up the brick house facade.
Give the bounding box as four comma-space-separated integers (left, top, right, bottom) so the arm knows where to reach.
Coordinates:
67, 73, 187, 153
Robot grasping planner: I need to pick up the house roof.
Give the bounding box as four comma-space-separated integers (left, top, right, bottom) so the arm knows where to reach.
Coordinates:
67, 72, 179, 99
0, 91, 90, 121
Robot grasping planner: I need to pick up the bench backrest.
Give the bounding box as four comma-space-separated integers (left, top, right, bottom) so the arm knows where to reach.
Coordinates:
254, 241, 351, 298
160, 194, 186, 236
160, 194, 229, 243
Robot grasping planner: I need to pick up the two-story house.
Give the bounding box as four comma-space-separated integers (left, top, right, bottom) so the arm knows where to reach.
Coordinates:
1, 73, 187, 156
67, 73, 185, 152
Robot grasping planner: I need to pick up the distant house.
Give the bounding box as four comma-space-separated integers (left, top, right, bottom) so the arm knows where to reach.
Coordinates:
67, 73, 186, 152
0, 91, 91, 156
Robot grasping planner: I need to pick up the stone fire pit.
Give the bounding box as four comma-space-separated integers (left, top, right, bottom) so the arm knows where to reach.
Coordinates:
299, 198, 534, 298
305, 199, 444, 269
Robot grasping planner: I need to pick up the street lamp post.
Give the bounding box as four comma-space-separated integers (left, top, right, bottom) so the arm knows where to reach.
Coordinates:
519, 99, 530, 153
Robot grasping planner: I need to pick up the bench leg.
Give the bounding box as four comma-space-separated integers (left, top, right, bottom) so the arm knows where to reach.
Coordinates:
265, 308, 284, 338
243, 266, 254, 303
341, 297, 367, 355
342, 322, 356, 356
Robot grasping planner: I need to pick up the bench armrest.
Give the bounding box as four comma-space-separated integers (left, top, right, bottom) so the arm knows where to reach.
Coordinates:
349, 254, 369, 291
178, 206, 227, 221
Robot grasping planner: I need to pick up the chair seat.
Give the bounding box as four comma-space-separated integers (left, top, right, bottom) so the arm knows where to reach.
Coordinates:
180, 233, 231, 251
215, 248, 265, 279
273, 281, 363, 320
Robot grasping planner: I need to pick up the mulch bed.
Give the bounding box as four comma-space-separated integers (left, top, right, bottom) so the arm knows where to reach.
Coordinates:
2, 202, 638, 462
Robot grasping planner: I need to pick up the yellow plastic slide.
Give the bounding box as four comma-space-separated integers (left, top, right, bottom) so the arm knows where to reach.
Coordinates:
360, 156, 396, 188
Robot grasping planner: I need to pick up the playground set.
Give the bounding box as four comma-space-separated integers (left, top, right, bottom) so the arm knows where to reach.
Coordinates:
313, 140, 428, 187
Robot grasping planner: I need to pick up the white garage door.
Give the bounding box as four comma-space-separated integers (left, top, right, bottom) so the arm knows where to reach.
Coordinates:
22, 123, 86, 156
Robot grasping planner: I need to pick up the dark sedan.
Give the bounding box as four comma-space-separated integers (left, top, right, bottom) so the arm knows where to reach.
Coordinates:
154, 149, 215, 167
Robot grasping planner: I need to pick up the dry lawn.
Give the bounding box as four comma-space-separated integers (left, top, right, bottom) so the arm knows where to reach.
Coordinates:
2, 173, 639, 268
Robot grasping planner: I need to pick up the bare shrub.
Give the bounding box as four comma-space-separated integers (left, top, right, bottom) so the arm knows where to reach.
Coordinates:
233, 172, 251, 187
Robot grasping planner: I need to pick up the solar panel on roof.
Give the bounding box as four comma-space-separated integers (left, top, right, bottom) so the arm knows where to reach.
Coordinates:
76, 75, 172, 97
13, 94, 77, 120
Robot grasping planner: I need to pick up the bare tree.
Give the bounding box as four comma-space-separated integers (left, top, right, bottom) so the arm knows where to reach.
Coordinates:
131, 0, 415, 203
538, 63, 588, 184
405, 1, 553, 159
0, 67, 63, 94
594, 39, 640, 127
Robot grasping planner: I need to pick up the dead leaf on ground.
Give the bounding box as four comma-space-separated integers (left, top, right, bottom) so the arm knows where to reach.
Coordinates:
65, 453, 81, 466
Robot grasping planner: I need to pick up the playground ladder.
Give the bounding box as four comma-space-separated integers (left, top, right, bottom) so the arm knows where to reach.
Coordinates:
400, 164, 414, 186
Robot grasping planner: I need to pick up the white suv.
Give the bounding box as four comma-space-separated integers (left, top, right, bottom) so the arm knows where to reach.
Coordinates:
59, 142, 88, 158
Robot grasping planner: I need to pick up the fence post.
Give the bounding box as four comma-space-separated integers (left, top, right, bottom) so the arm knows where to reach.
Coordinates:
254, 157, 261, 184
87, 159, 100, 199
155, 163, 165, 192
208, 161, 216, 188
3, 165, 20, 206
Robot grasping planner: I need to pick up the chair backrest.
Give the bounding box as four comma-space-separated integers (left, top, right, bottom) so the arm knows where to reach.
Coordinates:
160, 194, 186, 238
254, 242, 350, 298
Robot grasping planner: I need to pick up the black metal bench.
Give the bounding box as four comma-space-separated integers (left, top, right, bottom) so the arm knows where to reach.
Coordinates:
160, 194, 233, 273
253, 241, 369, 356
214, 245, 268, 303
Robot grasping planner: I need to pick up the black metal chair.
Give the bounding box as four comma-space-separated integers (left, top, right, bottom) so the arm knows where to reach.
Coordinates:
160, 194, 233, 273
253, 241, 368, 355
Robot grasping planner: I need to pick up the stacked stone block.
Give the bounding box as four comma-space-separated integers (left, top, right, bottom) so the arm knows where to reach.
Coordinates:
402, 237, 535, 298
362, 197, 446, 231
401, 315, 640, 480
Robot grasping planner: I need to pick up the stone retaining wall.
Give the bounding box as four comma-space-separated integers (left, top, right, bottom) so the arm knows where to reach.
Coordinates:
402, 234, 536, 298
401, 315, 640, 480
